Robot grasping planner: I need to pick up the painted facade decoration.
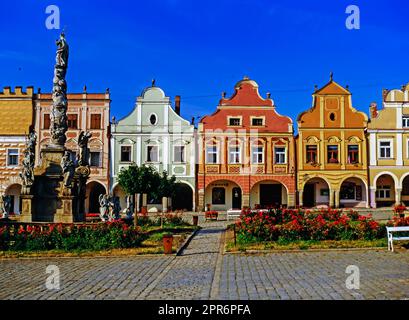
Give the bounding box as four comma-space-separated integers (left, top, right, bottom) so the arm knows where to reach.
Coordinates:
198, 77, 296, 211
34, 88, 111, 214
367, 84, 409, 207
296, 76, 369, 208
0, 87, 35, 214
110, 83, 196, 212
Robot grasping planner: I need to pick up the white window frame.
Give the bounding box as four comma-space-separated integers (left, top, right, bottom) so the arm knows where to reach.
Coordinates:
7, 148, 19, 167
228, 145, 241, 164
402, 116, 409, 128
227, 116, 242, 127
378, 139, 393, 159
120, 144, 133, 163
146, 145, 159, 163
274, 146, 286, 164
376, 186, 391, 199
148, 113, 158, 126
251, 146, 264, 164
250, 116, 265, 127
173, 145, 186, 163
90, 151, 102, 167
206, 145, 218, 164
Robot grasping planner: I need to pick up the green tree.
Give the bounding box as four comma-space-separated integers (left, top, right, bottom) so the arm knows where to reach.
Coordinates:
117, 165, 160, 225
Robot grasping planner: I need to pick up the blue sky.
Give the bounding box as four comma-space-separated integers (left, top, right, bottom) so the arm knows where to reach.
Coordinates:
0, 0, 408, 128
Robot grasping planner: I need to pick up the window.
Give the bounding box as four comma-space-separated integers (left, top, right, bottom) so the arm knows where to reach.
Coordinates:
43, 114, 51, 129
376, 186, 391, 199
147, 146, 159, 162
7, 149, 18, 166
120, 146, 131, 162
327, 145, 339, 163
275, 147, 286, 164
67, 114, 78, 129
206, 145, 218, 164
229, 146, 241, 164
90, 114, 101, 129
306, 145, 317, 163
347, 145, 359, 164
212, 187, 225, 205
379, 141, 392, 158
252, 146, 264, 164
229, 118, 241, 126
174, 146, 185, 163
340, 183, 356, 200
90, 152, 101, 167
149, 114, 157, 125
252, 118, 264, 126
402, 116, 409, 128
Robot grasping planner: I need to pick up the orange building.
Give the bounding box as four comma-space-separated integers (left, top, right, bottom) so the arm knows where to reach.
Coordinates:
0, 86, 35, 214
198, 77, 296, 211
296, 75, 369, 208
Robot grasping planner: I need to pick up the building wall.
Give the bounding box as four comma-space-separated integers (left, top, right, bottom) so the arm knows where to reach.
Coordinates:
198, 77, 296, 211
367, 83, 409, 207
296, 78, 369, 208
34, 89, 111, 213
111, 85, 196, 211
0, 86, 35, 213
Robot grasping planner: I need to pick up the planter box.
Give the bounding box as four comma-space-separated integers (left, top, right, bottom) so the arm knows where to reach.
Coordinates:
205, 211, 218, 221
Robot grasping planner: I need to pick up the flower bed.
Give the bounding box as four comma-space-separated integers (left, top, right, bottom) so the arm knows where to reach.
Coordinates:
235, 208, 385, 242
0, 221, 144, 251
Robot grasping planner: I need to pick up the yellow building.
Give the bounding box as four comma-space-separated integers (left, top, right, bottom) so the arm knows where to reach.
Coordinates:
0, 86, 35, 214
296, 75, 369, 208
367, 83, 409, 207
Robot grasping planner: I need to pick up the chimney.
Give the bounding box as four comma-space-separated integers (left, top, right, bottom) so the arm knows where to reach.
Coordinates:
369, 102, 378, 119
175, 95, 181, 115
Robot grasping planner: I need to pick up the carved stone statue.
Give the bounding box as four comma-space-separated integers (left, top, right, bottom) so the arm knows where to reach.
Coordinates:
112, 196, 121, 220
56, 32, 69, 68
50, 32, 69, 148
20, 130, 36, 194
99, 194, 110, 222
1, 195, 12, 219
78, 131, 92, 166
124, 195, 134, 219
61, 151, 76, 188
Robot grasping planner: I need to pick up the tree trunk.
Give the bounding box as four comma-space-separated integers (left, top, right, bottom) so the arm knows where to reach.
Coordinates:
134, 193, 140, 227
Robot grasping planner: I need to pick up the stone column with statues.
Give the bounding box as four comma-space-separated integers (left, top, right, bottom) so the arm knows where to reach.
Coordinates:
20, 33, 90, 223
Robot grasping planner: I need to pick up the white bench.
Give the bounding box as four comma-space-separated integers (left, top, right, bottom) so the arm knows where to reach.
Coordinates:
386, 226, 409, 252
227, 209, 242, 221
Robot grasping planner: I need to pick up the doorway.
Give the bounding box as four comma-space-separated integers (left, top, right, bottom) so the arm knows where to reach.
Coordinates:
260, 184, 282, 208
232, 187, 242, 209
303, 183, 315, 207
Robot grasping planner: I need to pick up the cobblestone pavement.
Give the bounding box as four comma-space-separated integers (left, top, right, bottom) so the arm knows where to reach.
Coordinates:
0, 220, 408, 300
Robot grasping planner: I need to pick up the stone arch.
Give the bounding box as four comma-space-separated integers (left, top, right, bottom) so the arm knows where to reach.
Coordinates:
373, 171, 399, 189
86, 181, 107, 214
5, 184, 22, 214
339, 175, 368, 208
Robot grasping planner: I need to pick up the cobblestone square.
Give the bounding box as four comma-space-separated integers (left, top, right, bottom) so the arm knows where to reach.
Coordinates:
0, 221, 408, 300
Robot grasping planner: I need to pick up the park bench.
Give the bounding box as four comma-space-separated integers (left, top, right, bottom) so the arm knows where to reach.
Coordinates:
386, 226, 409, 252
227, 209, 242, 221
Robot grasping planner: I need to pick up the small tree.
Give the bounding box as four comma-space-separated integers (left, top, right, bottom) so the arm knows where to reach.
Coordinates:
117, 165, 160, 226
154, 171, 177, 227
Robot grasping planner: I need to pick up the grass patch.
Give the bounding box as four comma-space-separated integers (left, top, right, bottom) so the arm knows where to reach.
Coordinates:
225, 229, 390, 253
